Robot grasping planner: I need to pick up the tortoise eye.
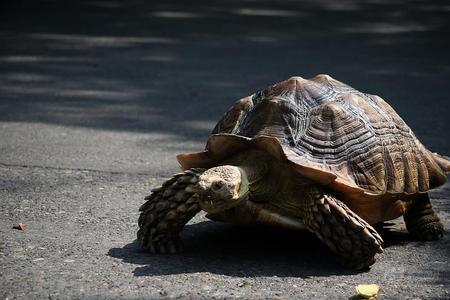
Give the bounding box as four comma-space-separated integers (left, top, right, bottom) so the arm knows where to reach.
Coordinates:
212, 181, 224, 191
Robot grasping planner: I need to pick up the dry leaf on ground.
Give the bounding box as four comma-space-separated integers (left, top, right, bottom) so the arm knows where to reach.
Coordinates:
13, 223, 26, 230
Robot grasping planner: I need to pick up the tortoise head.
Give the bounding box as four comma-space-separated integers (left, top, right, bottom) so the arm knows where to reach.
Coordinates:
196, 165, 249, 213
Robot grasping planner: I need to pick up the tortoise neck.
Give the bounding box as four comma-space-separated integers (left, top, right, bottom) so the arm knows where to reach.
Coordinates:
237, 160, 277, 201
222, 148, 274, 199
239, 163, 269, 185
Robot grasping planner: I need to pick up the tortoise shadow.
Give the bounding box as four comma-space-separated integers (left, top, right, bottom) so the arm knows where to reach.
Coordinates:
373, 222, 415, 247
107, 220, 411, 278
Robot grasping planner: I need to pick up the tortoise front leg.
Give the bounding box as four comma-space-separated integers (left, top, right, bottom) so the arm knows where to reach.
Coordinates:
302, 186, 383, 269
137, 168, 205, 254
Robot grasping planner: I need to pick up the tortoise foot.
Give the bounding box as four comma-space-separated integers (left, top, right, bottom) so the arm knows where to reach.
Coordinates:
303, 188, 383, 270
404, 193, 444, 241
407, 217, 444, 241
411, 221, 444, 241
140, 232, 184, 254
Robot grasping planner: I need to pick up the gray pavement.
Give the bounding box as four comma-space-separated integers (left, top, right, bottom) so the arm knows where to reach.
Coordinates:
1, 0, 449, 299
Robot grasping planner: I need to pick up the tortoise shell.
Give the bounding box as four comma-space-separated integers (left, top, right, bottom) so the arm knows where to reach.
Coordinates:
178, 75, 450, 200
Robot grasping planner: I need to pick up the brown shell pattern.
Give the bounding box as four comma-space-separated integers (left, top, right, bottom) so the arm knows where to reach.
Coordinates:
211, 75, 449, 195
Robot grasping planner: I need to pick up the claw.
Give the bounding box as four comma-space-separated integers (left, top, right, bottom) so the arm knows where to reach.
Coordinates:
150, 187, 163, 193
348, 219, 364, 231
333, 205, 349, 220
319, 203, 331, 215
362, 228, 377, 243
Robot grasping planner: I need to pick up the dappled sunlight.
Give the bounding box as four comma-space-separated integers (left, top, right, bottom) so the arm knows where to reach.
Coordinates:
180, 120, 216, 132
0, 70, 150, 101
0, 72, 54, 82
31, 33, 178, 49
150, 11, 203, 19
315, 1, 362, 11
367, 68, 436, 78
0, 0, 449, 151
0, 55, 93, 63
0, 85, 145, 100
343, 22, 434, 34
140, 55, 177, 63
233, 8, 300, 17
45, 103, 167, 129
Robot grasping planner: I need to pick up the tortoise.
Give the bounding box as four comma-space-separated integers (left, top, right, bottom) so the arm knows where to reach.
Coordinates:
138, 74, 449, 269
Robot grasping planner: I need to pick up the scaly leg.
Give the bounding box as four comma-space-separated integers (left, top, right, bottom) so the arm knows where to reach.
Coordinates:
404, 193, 444, 240
302, 186, 383, 269
137, 168, 205, 253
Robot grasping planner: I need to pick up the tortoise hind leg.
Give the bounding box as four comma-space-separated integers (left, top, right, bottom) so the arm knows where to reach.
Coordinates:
302, 187, 383, 270
404, 193, 444, 240
137, 168, 205, 253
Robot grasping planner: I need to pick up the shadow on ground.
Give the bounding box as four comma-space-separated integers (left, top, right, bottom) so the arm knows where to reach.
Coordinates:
109, 221, 351, 277
108, 220, 419, 278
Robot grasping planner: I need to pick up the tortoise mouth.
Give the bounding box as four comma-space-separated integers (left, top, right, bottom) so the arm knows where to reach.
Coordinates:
198, 189, 249, 213
199, 198, 228, 213
198, 191, 239, 212
199, 196, 247, 214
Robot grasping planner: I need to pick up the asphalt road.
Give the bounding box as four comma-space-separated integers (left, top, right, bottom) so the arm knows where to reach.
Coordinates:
1, 0, 449, 299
